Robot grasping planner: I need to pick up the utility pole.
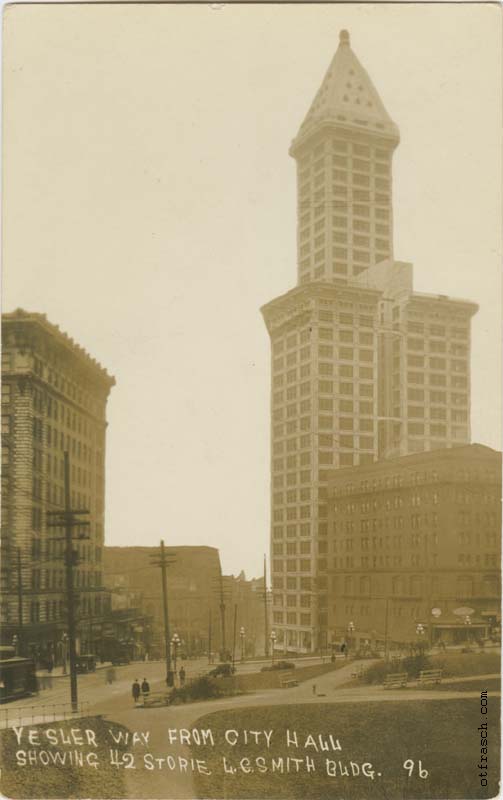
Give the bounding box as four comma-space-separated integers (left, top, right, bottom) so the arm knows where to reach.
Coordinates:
218, 569, 227, 660
263, 554, 269, 658
208, 610, 212, 664
150, 541, 176, 686
211, 568, 230, 661
231, 604, 237, 671
16, 548, 24, 656
88, 598, 94, 655
47, 451, 90, 713
384, 598, 389, 661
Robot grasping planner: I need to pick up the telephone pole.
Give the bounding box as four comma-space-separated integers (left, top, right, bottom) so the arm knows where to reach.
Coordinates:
17, 548, 24, 656
231, 604, 238, 671
150, 541, 176, 686
262, 554, 270, 658
208, 609, 212, 664
47, 451, 90, 713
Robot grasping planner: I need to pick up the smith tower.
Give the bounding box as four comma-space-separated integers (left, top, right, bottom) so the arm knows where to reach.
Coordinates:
261, 31, 397, 654
292, 30, 399, 285
261, 31, 477, 655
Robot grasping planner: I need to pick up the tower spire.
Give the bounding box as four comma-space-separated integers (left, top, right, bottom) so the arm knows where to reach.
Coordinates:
290, 31, 400, 284
291, 30, 399, 155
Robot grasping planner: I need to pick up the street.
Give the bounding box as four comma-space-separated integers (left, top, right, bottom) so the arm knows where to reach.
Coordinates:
0, 654, 340, 723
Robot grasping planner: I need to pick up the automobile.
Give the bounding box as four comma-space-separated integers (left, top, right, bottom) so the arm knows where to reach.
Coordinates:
75, 654, 96, 673
208, 663, 235, 678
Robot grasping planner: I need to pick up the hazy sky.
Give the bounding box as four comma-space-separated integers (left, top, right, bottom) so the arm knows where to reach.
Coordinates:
3, 3, 501, 578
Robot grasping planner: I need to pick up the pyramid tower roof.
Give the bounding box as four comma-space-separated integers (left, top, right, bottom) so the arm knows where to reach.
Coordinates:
291, 30, 399, 154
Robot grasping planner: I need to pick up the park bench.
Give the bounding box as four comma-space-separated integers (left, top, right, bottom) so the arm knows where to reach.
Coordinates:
383, 672, 408, 689
280, 672, 299, 688
142, 691, 172, 708
418, 669, 442, 686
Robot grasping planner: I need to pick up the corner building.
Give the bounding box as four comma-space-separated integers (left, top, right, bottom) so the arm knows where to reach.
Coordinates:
262, 32, 477, 653
326, 445, 501, 648
1, 309, 115, 661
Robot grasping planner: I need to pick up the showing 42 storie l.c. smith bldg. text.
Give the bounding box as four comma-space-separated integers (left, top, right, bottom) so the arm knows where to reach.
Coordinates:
261, 31, 500, 654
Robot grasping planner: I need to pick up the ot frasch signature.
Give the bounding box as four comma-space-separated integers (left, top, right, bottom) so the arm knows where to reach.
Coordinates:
11, 724, 429, 781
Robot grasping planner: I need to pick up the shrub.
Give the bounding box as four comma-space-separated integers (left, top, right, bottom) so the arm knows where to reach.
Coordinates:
361, 652, 431, 685
260, 660, 295, 672
169, 676, 224, 704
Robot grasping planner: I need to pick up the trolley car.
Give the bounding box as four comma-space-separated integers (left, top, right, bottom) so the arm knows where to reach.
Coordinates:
0, 656, 38, 703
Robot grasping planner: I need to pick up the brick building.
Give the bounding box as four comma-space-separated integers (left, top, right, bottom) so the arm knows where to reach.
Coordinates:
262, 31, 479, 653
327, 444, 501, 649
104, 546, 265, 660
1, 309, 115, 662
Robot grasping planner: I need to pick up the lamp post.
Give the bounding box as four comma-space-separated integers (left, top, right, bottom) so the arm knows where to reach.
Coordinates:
464, 615, 472, 645
347, 621, 355, 654
239, 626, 245, 662
171, 633, 180, 675
416, 622, 425, 653
270, 630, 277, 665
61, 633, 68, 674
12, 634, 18, 656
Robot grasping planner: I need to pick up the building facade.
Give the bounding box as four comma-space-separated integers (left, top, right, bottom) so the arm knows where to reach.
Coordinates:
262, 32, 478, 653
1, 309, 115, 663
104, 547, 266, 661
327, 444, 501, 649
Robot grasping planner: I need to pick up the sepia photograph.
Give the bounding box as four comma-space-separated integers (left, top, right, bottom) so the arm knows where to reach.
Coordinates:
0, 3, 501, 799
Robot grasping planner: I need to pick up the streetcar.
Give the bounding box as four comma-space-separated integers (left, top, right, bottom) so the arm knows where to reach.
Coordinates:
0, 655, 38, 703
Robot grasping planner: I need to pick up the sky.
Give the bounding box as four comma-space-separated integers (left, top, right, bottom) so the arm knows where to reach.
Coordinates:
3, 3, 501, 578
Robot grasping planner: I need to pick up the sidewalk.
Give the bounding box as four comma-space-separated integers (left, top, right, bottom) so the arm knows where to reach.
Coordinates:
35, 661, 114, 689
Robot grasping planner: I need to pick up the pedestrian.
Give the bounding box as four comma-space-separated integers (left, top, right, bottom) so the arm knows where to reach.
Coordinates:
141, 677, 150, 701
341, 642, 347, 659
132, 678, 141, 704
179, 666, 186, 687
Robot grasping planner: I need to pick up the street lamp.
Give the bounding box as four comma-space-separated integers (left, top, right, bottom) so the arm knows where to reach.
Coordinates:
12, 635, 18, 656
347, 621, 355, 653
61, 633, 68, 675
415, 623, 426, 652
270, 630, 277, 665
239, 626, 245, 662
464, 615, 472, 645
171, 633, 181, 674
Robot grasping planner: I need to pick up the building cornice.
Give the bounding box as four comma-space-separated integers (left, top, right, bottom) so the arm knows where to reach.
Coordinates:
2, 309, 115, 390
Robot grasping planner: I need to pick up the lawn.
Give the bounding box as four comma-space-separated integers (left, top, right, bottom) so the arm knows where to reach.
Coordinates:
190, 698, 500, 799
429, 677, 500, 693
0, 716, 129, 799
430, 650, 500, 678
229, 660, 346, 692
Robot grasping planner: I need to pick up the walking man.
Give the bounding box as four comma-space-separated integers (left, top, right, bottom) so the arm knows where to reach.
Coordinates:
132, 678, 141, 705
179, 666, 186, 687
141, 677, 150, 702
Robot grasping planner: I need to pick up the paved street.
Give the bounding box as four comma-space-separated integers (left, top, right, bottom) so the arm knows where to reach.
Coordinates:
0, 654, 341, 723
